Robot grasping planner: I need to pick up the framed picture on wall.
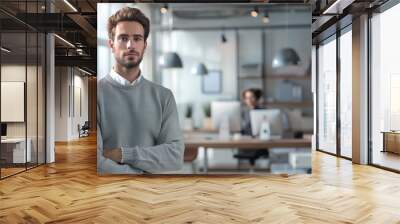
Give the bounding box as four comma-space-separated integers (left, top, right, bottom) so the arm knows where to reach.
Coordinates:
1, 81, 25, 122
202, 70, 222, 94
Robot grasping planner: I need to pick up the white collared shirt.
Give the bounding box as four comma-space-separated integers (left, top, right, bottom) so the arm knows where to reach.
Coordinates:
110, 68, 142, 86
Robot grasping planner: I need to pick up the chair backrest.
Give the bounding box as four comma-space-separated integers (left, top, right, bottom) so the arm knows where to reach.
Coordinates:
82, 121, 90, 129
184, 146, 198, 162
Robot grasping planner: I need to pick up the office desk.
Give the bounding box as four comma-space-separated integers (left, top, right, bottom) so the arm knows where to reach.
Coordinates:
382, 131, 400, 154
184, 132, 311, 172
1, 138, 31, 165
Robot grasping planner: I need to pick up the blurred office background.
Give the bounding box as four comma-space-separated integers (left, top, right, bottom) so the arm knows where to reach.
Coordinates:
97, 3, 312, 174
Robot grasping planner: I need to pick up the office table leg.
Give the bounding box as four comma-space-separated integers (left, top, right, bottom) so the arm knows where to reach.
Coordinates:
204, 147, 208, 173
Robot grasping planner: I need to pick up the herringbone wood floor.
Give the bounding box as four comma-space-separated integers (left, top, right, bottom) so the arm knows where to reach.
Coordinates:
1, 134, 400, 223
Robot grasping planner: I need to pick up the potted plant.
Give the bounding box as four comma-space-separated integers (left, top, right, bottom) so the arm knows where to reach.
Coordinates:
183, 103, 194, 131
202, 103, 213, 130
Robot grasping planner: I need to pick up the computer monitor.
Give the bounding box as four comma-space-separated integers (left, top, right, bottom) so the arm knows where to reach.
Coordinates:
1, 123, 7, 138
211, 101, 241, 132
250, 109, 283, 137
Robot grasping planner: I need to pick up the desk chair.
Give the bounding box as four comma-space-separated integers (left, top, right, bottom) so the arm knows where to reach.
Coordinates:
78, 121, 90, 138
184, 146, 199, 173
234, 149, 269, 173
234, 131, 296, 173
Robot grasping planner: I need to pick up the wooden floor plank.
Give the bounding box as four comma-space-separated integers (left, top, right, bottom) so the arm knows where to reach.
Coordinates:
0, 134, 399, 223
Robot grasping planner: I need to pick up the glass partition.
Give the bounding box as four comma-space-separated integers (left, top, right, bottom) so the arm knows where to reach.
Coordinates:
370, 2, 400, 171
1, 30, 28, 177
317, 35, 337, 154
0, 0, 46, 179
27, 31, 38, 169
38, 32, 45, 165
339, 27, 352, 158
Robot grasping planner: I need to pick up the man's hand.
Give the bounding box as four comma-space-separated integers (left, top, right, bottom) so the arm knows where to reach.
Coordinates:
103, 148, 122, 163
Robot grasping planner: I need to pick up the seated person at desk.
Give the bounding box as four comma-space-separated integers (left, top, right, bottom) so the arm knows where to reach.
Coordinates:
241, 88, 263, 136
234, 88, 269, 171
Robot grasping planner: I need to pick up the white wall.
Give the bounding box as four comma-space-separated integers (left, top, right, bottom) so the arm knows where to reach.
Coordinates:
164, 31, 238, 101
1, 64, 46, 164
55, 67, 68, 141
55, 67, 89, 141
1, 65, 42, 137
160, 30, 238, 127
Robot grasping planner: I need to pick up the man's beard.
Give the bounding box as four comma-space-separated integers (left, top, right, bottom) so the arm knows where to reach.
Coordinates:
116, 54, 143, 69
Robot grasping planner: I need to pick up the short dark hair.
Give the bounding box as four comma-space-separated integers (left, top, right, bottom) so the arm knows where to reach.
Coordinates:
242, 88, 262, 101
107, 7, 150, 41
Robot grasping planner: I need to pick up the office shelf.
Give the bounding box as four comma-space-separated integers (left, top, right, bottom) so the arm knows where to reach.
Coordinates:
241, 63, 260, 68
266, 75, 311, 80
238, 76, 263, 79
236, 30, 312, 117
240, 75, 311, 80
263, 101, 313, 108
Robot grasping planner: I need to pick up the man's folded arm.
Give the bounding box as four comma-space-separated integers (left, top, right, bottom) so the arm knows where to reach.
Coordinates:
120, 140, 184, 173
120, 91, 184, 173
97, 105, 142, 174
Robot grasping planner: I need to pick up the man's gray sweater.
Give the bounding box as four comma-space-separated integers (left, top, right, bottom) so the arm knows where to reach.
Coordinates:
97, 74, 184, 174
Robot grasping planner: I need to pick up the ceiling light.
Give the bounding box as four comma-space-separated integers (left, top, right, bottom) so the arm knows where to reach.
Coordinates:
262, 12, 269, 23
77, 67, 92, 76
250, 8, 258, 17
76, 48, 84, 55
272, 48, 300, 68
54, 34, 75, 48
1, 47, 11, 53
193, 63, 208, 75
160, 4, 168, 14
159, 52, 183, 69
63, 0, 78, 12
